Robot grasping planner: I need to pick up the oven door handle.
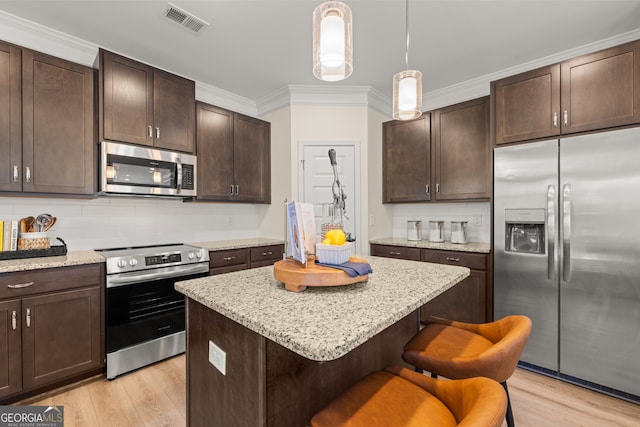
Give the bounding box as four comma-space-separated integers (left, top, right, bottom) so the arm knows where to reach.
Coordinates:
106, 264, 208, 288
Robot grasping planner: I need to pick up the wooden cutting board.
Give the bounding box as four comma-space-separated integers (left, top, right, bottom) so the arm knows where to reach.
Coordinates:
273, 256, 370, 292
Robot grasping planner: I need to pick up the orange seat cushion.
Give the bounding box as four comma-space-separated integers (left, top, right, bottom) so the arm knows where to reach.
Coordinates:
310, 370, 458, 427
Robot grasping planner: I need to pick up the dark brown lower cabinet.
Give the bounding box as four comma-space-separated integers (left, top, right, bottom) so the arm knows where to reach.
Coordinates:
0, 264, 104, 403
209, 244, 284, 275
370, 244, 490, 323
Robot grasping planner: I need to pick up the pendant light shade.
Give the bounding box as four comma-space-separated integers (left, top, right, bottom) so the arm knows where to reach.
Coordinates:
313, 1, 353, 82
392, 0, 422, 120
393, 70, 422, 120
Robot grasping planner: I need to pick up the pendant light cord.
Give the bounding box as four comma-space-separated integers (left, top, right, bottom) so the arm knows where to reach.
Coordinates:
405, 0, 410, 70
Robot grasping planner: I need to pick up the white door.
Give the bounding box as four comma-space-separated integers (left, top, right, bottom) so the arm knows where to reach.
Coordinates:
299, 142, 359, 250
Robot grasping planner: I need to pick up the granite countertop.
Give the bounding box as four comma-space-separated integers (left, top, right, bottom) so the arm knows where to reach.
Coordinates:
369, 237, 491, 254
190, 237, 284, 251
175, 256, 469, 362
0, 250, 104, 273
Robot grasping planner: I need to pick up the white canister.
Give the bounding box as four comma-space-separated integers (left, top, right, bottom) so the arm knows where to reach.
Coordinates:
451, 221, 468, 244
407, 220, 422, 241
428, 221, 444, 242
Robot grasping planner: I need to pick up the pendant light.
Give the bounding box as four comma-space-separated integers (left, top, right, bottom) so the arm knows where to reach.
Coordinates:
313, 1, 353, 82
393, 0, 422, 120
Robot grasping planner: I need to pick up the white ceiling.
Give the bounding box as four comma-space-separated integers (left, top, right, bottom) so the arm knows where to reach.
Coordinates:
1, 0, 640, 103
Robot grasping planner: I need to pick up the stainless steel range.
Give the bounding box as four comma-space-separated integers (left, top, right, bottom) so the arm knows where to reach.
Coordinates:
97, 243, 209, 379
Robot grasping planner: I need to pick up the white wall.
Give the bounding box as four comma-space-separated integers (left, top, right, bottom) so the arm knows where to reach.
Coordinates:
367, 108, 394, 244
0, 197, 259, 251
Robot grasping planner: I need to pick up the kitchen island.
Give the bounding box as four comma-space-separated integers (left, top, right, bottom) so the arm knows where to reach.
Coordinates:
176, 256, 469, 426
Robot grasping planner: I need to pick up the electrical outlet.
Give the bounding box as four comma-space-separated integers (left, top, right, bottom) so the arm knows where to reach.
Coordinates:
369, 214, 374, 226
209, 340, 226, 375
473, 215, 482, 226
227, 215, 233, 225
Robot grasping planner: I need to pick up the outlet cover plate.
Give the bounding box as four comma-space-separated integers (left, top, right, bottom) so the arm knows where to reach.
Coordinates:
209, 340, 226, 375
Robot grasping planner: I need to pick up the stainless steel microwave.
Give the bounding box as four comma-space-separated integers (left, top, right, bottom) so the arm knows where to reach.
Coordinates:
100, 141, 197, 197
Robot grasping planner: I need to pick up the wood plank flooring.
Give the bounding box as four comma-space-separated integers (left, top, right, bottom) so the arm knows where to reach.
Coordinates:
15, 355, 640, 426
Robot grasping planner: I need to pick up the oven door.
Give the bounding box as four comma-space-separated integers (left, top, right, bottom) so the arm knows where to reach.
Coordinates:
105, 270, 207, 354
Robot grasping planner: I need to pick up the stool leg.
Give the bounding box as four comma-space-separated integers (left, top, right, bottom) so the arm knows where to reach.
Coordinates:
430, 372, 438, 379
501, 381, 515, 427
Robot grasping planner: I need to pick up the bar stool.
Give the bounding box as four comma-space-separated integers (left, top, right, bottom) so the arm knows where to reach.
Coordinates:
402, 315, 532, 427
310, 365, 507, 427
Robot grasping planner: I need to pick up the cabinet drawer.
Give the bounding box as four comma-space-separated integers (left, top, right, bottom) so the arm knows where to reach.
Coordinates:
421, 249, 486, 271
250, 245, 284, 268
370, 244, 421, 261
209, 249, 248, 269
0, 264, 103, 300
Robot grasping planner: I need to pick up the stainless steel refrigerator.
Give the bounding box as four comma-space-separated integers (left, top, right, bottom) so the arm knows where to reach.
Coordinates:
494, 126, 640, 399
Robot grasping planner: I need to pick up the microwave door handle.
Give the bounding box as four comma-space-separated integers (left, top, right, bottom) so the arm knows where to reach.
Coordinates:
176, 158, 183, 194
547, 185, 556, 280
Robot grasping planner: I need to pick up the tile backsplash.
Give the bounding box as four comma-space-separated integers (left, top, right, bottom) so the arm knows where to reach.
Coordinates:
0, 196, 260, 251
392, 202, 491, 243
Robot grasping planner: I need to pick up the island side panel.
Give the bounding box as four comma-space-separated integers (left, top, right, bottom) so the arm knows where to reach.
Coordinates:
186, 298, 266, 427
265, 310, 418, 427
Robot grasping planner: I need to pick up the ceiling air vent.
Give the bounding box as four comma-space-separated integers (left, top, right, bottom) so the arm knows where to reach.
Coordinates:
163, 3, 209, 34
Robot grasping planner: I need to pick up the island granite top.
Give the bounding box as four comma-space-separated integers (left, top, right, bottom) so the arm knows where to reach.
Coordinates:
175, 256, 469, 362
369, 237, 491, 254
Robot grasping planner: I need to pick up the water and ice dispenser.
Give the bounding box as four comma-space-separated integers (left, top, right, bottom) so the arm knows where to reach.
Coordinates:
505, 209, 545, 254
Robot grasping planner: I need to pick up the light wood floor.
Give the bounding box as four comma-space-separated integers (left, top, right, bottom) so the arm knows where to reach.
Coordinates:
16, 355, 640, 427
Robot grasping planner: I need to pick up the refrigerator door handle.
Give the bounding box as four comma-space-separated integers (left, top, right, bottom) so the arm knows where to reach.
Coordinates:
547, 185, 556, 280
562, 184, 572, 282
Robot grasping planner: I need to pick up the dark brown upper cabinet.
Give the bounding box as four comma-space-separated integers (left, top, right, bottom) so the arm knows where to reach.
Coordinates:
99, 49, 195, 153
432, 97, 491, 201
383, 96, 491, 203
0, 41, 95, 195
383, 114, 431, 203
493, 39, 640, 145
196, 102, 271, 203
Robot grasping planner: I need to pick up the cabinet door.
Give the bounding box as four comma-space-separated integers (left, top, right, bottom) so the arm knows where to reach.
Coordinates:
250, 244, 284, 268
209, 249, 248, 275
369, 244, 421, 261
493, 64, 560, 144
561, 39, 640, 134
21, 287, 102, 390
421, 270, 487, 324
383, 114, 431, 203
196, 102, 234, 201
233, 114, 271, 203
0, 299, 22, 399
0, 41, 22, 192
433, 97, 490, 201
100, 49, 154, 147
22, 50, 95, 195
153, 68, 195, 153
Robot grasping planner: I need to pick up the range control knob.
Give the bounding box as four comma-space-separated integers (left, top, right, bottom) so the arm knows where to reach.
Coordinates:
188, 252, 195, 260
196, 251, 203, 259
117, 259, 127, 268
129, 258, 138, 267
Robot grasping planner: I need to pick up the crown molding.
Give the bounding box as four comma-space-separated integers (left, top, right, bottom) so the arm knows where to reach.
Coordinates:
195, 82, 258, 117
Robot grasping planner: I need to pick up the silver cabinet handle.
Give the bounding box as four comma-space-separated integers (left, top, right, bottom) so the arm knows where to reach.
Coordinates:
156, 127, 160, 139
562, 184, 572, 282
230, 185, 234, 195
563, 110, 568, 126
436, 184, 440, 193
13, 165, 19, 182
261, 251, 273, 256
148, 126, 153, 138
11, 311, 17, 330
8, 281, 34, 289
223, 256, 236, 261
446, 257, 460, 262
425, 185, 429, 194
389, 251, 402, 256
547, 185, 556, 280
553, 112, 558, 127
26, 308, 31, 328
25, 166, 31, 183
235, 185, 239, 195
